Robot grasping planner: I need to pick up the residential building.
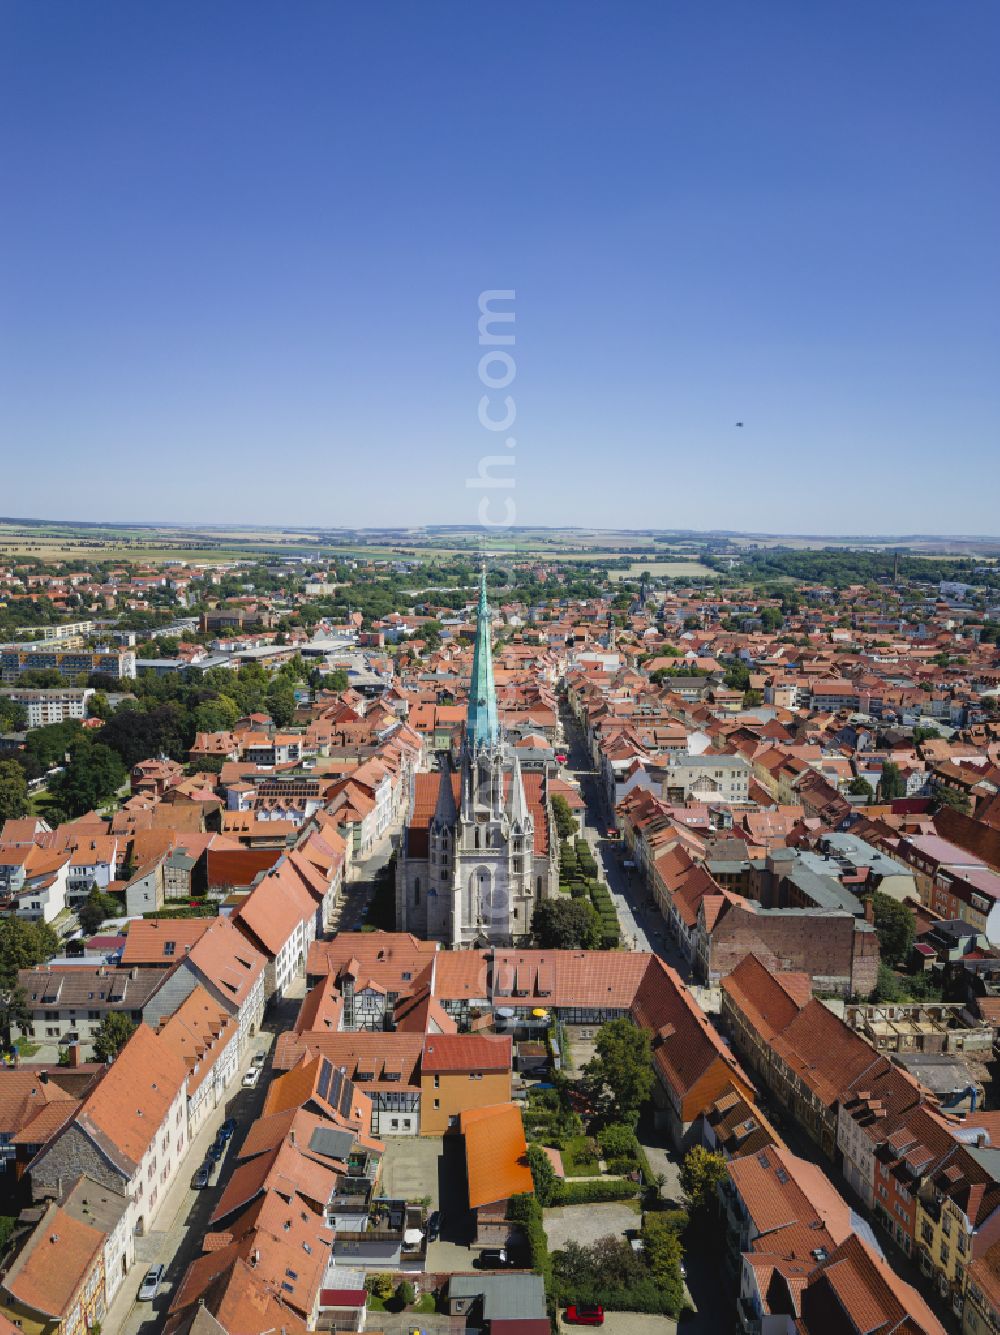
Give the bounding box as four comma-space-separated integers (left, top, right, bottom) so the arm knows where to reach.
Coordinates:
0, 687, 94, 728
17, 965, 172, 1047
419, 1033, 513, 1135
30, 1024, 189, 1237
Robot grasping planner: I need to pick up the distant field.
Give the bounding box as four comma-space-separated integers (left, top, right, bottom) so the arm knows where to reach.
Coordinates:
609, 560, 715, 581
2, 518, 995, 565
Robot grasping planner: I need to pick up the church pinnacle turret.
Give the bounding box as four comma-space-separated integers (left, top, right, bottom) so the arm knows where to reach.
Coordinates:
466, 565, 499, 750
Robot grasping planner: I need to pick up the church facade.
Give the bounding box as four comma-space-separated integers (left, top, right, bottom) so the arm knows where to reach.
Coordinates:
396, 573, 557, 947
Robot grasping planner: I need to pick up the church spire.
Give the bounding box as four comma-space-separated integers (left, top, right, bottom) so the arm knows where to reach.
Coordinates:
466, 564, 499, 750
508, 749, 528, 826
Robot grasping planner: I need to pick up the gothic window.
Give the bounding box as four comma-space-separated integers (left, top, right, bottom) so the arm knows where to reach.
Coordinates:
474, 828, 481, 850
414, 877, 421, 906
536, 876, 542, 897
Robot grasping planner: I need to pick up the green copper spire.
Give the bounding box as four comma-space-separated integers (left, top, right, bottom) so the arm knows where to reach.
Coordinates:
466, 566, 499, 749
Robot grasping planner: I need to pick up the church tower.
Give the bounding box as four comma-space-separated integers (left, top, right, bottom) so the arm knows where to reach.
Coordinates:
398, 566, 550, 948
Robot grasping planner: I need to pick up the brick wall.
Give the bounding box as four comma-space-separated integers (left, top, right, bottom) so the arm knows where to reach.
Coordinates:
709, 906, 879, 997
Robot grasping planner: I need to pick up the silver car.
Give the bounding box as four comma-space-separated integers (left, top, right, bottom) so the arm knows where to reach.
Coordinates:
138, 1264, 164, 1301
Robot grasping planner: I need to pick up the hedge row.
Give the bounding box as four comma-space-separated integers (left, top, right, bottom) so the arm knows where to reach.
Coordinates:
553, 1178, 638, 1205
553, 1275, 681, 1316
506, 1192, 551, 1287
587, 877, 621, 947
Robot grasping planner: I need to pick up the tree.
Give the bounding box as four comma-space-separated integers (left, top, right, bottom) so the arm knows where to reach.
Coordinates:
848, 777, 874, 800
0, 918, 58, 985
0, 696, 28, 733
551, 794, 579, 841
0, 985, 28, 1052
871, 892, 915, 966
597, 1122, 638, 1161
0, 761, 29, 823
532, 898, 601, 951
420, 621, 443, 652
527, 1143, 558, 1206
934, 786, 971, 815
265, 679, 296, 728
394, 1279, 415, 1309
87, 690, 111, 721
872, 962, 908, 1003
679, 1146, 727, 1216
78, 888, 121, 936
365, 1273, 394, 1302
193, 696, 239, 734
50, 740, 126, 817
0, 919, 57, 1047
723, 660, 751, 691
583, 1019, 654, 1127
93, 1012, 136, 1062
640, 1212, 686, 1309
879, 762, 905, 800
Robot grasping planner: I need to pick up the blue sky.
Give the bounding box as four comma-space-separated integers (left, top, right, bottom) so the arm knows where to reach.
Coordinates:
2, 2, 998, 534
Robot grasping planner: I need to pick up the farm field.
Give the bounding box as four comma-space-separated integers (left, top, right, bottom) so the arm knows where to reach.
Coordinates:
609, 559, 715, 580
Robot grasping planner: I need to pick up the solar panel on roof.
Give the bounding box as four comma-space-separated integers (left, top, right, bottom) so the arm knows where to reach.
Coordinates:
317, 1059, 333, 1104
309, 1126, 355, 1160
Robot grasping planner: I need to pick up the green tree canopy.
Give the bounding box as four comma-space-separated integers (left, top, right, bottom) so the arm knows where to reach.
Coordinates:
532, 898, 601, 951
0, 761, 30, 823
871, 892, 915, 967
78, 888, 122, 936
0, 696, 29, 733
50, 740, 126, 818
583, 1018, 655, 1127
934, 786, 971, 815
640, 1212, 686, 1307
527, 1142, 558, 1206
93, 1012, 137, 1063
551, 794, 579, 841
680, 1145, 727, 1216
265, 678, 296, 728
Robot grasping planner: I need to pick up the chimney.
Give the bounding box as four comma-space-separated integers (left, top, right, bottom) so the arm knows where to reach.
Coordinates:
39, 1070, 48, 1084
68, 1042, 82, 1069
863, 897, 875, 926
289, 1129, 295, 1146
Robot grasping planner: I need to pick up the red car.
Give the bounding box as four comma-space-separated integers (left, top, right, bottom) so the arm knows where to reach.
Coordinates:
555, 753, 568, 763
565, 1305, 604, 1326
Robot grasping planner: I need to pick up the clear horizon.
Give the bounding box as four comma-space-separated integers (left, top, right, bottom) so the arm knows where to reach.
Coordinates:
2, 2, 998, 532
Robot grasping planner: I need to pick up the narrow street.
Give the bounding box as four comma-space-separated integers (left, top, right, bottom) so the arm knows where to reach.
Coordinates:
558, 702, 691, 980
329, 828, 399, 932
108, 984, 306, 1335
558, 700, 961, 1332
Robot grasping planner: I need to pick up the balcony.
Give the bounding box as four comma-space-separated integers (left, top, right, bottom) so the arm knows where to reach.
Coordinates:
738, 1295, 762, 1334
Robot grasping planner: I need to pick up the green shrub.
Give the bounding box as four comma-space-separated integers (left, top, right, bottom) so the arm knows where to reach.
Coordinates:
507, 1192, 551, 1287
366, 1273, 394, 1302
554, 1178, 638, 1205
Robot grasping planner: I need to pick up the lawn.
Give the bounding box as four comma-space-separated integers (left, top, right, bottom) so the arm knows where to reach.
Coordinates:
561, 1134, 601, 1177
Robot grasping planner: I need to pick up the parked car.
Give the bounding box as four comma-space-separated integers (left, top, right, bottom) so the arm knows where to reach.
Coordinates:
477, 1247, 508, 1268
426, 1210, 441, 1240
138, 1264, 165, 1301
565, 1305, 604, 1326
192, 1164, 210, 1189
555, 753, 568, 763
207, 1141, 224, 1161
250, 1052, 266, 1070
242, 1067, 261, 1089
218, 1118, 237, 1140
